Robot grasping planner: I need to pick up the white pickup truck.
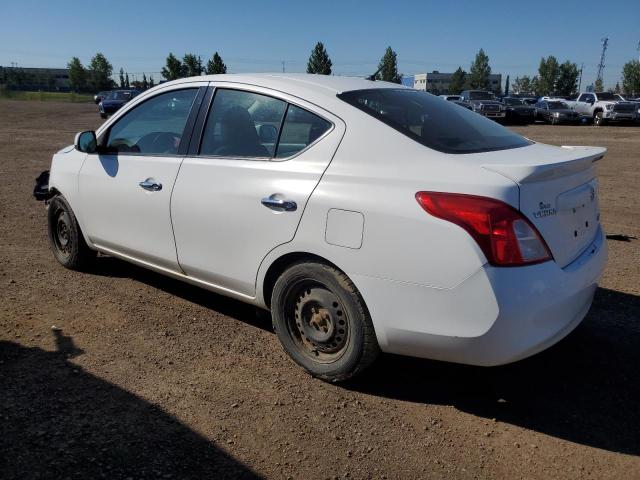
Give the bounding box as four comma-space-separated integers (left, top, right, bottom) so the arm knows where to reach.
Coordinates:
568, 92, 639, 125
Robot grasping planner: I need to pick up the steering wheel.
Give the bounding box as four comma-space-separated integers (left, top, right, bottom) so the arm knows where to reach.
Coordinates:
135, 132, 181, 154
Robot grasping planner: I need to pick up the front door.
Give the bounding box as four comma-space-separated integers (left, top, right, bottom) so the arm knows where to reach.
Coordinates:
171, 86, 344, 296
78, 86, 204, 270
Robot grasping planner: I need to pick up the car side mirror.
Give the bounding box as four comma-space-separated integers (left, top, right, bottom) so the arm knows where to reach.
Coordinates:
258, 124, 278, 144
74, 130, 97, 153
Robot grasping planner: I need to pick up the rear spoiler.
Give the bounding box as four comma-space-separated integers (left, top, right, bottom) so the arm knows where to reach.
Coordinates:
482, 146, 605, 184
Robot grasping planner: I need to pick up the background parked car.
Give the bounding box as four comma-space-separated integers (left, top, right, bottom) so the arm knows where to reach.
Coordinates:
93, 91, 110, 105
501, 97, 536, 124
459, 90, 505, 119
98, 90, 140, 118
535, 100, 581, 124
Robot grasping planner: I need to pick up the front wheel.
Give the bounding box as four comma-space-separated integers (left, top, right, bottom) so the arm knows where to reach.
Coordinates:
271, 262, 380, 382
594, 112, 607, 126
47, 196, 96, 270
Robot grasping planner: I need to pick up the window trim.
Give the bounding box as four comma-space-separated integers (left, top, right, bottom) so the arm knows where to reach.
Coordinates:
190, 85, 335, 162
97, 86, 205, 158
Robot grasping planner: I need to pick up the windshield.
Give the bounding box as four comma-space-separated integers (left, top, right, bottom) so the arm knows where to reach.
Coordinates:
338, 89, 531, 154
503, 98, 524, 105
107, 91, 133, 101
597, 92, 616, 101
547, 101, 569, 109
469, 91, 495, 100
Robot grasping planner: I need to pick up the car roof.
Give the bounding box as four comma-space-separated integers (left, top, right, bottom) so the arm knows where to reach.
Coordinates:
163, 73, 406, 104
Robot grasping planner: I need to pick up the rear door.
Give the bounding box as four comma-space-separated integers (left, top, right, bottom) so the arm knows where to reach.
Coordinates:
79, 84, 206, 270
171, 85, 345, 296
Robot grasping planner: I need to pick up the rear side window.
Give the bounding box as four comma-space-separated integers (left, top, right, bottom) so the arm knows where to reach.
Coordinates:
338, 89, 531, 154
275, 105, 332, 159
200, 89, 286, 158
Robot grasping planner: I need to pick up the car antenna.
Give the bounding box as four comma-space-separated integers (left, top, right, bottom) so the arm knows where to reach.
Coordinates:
367, 66, 383, 81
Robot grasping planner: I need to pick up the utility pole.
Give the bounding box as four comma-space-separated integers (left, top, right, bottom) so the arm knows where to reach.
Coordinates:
578, 63, 584, 92
282, 61, 285, 73
596, 37, 608, 87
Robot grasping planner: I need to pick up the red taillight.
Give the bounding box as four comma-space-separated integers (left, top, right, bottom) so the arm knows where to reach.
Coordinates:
415, 192, 552, 266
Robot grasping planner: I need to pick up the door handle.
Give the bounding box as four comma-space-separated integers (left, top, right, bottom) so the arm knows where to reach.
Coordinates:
261, 196, 297, 212
139, 178, 162, 191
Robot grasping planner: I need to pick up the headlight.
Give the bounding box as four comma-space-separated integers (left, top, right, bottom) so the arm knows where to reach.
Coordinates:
553, 112, 560, 117
606, 104, 613, 110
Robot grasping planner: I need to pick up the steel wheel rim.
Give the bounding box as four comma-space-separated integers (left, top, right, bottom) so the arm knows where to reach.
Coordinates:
52, 207, 72, 258
285, 280, 350, 364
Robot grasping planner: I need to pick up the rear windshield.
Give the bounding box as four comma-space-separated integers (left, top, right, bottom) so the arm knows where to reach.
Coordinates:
338, 88, 531, 154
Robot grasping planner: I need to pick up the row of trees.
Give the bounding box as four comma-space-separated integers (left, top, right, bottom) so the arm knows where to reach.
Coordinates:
161, 52, 227, 81
307, 42, 402, 83
509, 56, 580, 96
63, 46, 640, 97
67, 53, 156, 92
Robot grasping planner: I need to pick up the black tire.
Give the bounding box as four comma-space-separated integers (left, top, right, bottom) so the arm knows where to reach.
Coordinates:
47, 195, 96, 270
100, 113, 107, 119
271, 262, 380, 382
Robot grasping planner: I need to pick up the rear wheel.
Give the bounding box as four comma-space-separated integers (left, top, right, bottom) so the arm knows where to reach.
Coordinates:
47, 196, 96, 270
271, 262, 380, 382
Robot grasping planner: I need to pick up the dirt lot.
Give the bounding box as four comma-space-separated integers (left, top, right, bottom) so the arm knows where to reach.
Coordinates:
1, 100, 639, 479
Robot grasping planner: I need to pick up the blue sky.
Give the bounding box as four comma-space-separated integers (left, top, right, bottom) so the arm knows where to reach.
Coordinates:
2, 0, 639, 88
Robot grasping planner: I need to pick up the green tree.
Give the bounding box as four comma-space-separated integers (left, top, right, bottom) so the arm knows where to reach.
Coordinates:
118, 68, 125, 88
149, 75, 155, 88
504, 74, 510, 96
142, 73, 148, 90
537, 56, 560, 95
376, 46, 401, 83
67, 57, 87, 92
512, 75, 534, 94
448, 67, 467, 94
182, 53, 203, 77
614, 82, 621, 94
555, 61, 579, 96
306, 42, 332, 75
594, 78, 604, 92
88, 53, 114, 91
469, 48, 491, 90
161, 53, 185, 81
622, 60, 640, 95
205, 52, 227, 74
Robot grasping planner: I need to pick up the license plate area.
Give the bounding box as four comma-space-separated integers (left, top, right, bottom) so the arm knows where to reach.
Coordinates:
556, 179, 599, 242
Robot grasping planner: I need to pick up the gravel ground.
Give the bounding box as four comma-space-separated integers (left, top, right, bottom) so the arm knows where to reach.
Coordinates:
1, 100, 639, 479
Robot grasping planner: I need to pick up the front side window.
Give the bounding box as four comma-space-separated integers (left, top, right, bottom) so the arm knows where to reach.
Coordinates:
200, 89, 286, 158
105, 89, 198, 155
338, 88, 531, 154
275, 105, 332, 159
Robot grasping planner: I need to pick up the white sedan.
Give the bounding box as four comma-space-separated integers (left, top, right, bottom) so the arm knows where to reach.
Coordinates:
35, 74, 607, 381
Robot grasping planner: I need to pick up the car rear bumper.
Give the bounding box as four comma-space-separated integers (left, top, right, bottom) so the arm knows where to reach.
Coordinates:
354, 226, 607, 366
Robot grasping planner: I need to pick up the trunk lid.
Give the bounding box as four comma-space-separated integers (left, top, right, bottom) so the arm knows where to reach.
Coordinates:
479, 143, 605, 267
